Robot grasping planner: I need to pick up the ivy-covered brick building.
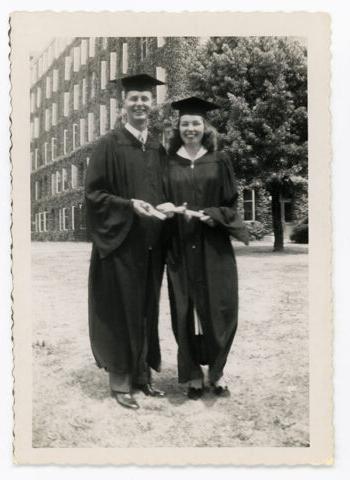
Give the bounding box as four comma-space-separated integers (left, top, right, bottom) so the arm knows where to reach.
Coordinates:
30, 36, 305, 241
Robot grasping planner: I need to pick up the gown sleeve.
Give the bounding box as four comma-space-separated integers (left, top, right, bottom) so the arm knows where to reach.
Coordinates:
85, 135, 134, 258
203, 153, 249, 245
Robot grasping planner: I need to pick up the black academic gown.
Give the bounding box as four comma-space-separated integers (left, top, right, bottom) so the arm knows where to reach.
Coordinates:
85, 127, 166, 384
165, 151, 249, 384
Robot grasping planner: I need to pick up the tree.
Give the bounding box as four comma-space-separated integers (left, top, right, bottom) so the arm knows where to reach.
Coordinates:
188, 37, 308, 250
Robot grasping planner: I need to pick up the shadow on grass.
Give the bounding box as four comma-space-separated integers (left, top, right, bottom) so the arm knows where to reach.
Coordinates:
69, 366, 236, 409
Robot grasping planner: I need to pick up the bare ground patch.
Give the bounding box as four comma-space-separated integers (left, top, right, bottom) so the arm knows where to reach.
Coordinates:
32, 240, 308, 448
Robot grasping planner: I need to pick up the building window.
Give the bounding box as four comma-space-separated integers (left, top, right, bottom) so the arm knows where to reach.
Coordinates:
46, 76, 51, 98
91, 72, 96, 99
63, 129, 68, 155
44, 142, 48, 164
73, 46, 81, 72
78, 162, 85, 187
31, 64, 37, 86
80, 118, 86, 146
71, 205, 77, 230
39, 211, 48, 232
110, 52, 117, 80
122, 43, 128, 74
56, 170, 61, 193
71, 164, 78, 189
48, 44, 54, 67
140, 37, 148, 61
43, 51, 48, 73
62, 168, 68, 191
43, 176, 49, 197
58, 209, 62, 231
62, 208, 68, 231
51, 137, 57, 161
89, 37, 96, 57
51, 173, 56, 195
243, 189, 256, 221
64, 56, 72, 81
30, 122, 34, 140
31, 151, 34, 172
82, 78, 87, 105
34, 213, 38, 233
79, 203, 86, 230
53, 69, 59, 92
156, 66, 167, 104
101, 61, 107, 90
86, 156, 90, 166
102, 37, 108, 49
64, 92, 70, 116
72, 123, 79, 150
34, 148, 39, 170
36, 87, 41, 108
73, 84, 80, 110
157, 37, 166, 48
88, 112, 95, 142
35, 181, 39, 200
30, 92, 35, 113
110, 98, 117, 129
52, 102, 57, 126
45, 108, 50, 131
81, 39, 88, 65
100, 104, 107, 136
34, 117, 40, 138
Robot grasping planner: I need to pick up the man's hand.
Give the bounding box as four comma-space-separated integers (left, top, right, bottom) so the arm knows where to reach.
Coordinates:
131, 199, 156, 218
132, 199, 167, 220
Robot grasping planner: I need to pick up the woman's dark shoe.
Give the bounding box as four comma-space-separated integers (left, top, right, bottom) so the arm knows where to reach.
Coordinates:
187, 387, 203, 400
212, 385, 230, 397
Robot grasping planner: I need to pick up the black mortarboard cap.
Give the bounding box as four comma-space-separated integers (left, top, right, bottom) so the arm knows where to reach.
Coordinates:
110, 73, 165, 92
171, 96, 219, 116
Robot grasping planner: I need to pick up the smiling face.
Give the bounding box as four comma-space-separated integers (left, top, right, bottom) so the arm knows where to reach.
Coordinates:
124, 90, 153, 127
179, 114, 205, 147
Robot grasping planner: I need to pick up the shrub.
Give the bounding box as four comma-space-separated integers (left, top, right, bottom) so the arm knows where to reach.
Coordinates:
245, 220, 265, 240
290, 217, 308, 244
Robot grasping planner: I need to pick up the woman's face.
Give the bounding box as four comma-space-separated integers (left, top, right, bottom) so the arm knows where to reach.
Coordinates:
179, 115, 205, 147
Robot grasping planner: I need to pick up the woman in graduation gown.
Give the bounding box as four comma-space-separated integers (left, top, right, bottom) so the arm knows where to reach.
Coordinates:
158, 97, 249, 400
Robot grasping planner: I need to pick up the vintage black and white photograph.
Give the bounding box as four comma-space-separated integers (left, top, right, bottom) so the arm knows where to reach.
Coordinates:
10, 11, 332, 465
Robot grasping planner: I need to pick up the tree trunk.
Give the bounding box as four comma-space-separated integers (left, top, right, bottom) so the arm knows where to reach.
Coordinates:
271, 192, 284, 251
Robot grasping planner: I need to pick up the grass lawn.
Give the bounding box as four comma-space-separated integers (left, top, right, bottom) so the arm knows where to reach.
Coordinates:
32, 240, 309, 448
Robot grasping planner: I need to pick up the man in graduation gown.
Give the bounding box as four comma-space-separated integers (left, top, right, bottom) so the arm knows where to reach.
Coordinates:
85, 74, 168, 410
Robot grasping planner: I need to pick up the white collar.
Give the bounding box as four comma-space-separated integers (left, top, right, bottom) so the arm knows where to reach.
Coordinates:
125, 122, 148, 143
177, 145, 208, 161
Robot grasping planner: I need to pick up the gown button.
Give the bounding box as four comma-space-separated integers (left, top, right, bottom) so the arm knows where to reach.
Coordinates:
148, 246, 153, 251
192, 245, 196, 249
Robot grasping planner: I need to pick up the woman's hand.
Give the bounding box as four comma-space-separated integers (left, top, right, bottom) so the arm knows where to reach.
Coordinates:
156, 202, 187, 218
199, 214, 216, 227
156, 202, 176, 218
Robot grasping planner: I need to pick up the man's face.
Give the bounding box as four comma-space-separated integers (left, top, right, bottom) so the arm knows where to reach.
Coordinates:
124, 90, 153, 125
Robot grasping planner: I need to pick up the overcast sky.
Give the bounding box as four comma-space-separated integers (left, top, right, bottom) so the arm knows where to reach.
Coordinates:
29, 35, 55, 57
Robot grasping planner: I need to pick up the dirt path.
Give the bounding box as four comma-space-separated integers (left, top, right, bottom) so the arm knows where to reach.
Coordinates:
32, 240, 309, 448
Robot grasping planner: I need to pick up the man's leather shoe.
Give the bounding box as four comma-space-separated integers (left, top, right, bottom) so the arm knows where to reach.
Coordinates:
187, 387, 203, 400
137, 384, 165, 397
112, 392, 139, 410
